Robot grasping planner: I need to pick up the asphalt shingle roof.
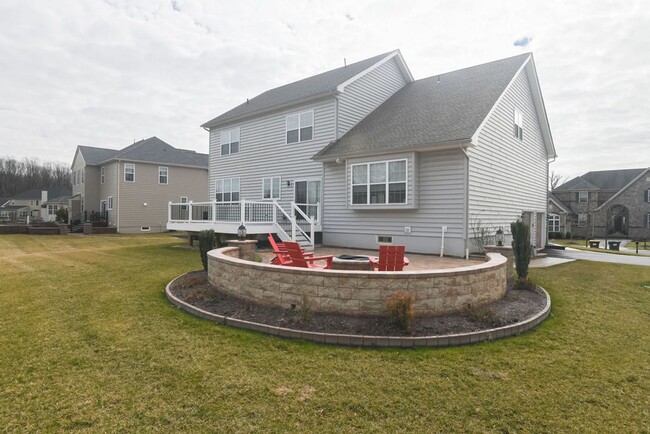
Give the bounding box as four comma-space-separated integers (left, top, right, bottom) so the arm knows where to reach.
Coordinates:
314, 53, 531, 160
78, 146, 119, 166
106, 137, 209, 168
79, 137, 208, 168
11, 187, 71, 200
201, 51, 397, 129
555, 168, 646, 191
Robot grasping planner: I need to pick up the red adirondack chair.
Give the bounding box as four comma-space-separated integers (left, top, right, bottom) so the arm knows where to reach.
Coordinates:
283, 241, 333, 269
267, 234, 312, 265
370, 245, 409, 271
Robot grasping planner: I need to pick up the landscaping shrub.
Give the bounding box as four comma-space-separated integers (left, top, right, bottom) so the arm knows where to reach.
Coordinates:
511, 220, 532, 289
55, 207, 68, 223
386, 291, 414, 332
198, 230, 215, 271
298, 294, 312, 324
465, 303, 500, 326
565, 231, 571, 239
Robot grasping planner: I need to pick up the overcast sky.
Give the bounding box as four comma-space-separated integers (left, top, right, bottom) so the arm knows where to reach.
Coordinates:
0, 0, 648, 180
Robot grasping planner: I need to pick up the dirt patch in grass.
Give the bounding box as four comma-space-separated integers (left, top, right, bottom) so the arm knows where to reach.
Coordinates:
171, 271, 547, 337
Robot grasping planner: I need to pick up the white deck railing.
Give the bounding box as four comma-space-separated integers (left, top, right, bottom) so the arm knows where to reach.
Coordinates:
167, 199, 319, 247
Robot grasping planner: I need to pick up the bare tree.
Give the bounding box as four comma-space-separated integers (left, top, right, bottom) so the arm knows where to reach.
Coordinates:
549, 170, 567, 191
0, 157, 70, 197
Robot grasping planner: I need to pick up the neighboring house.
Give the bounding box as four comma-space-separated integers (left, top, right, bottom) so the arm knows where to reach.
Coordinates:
0, 188, 71, 222
71, 137, 208, 233
547, 192, 572, 236
551, 168, 650, 239
169, 50, 556, 257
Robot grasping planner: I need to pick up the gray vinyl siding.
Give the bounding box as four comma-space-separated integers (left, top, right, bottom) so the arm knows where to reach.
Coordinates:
113, 162, 207, 233
468, 68, 548, 232
322, 149, 467, 256
83, 166, 100, 215
337, 57, 407, 138
208, 98, 336, 209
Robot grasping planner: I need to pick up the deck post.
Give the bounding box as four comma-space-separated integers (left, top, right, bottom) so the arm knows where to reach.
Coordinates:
240, 200, 246, 224
168, 201, 172, 223
213, 201, 217, 222
291, 202, 296, 241
188, 201, 193, 222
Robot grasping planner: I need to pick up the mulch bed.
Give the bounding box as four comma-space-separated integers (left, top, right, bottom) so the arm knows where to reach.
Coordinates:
170, 271, 547, 337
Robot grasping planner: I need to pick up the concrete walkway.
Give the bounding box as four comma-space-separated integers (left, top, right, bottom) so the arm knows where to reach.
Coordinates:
544, 247, 650, 266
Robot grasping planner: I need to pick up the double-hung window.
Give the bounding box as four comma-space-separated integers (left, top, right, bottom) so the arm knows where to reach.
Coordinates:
107, 196, 113, 210
215, 177, 240, 202
286, 111, 313, 144
100, 167, 105, 184
220, 128, 240, 155
578, 213, 587, 227
513, 108, 523, 140
159, 166, 168, 184
548, 213, 560, 233
578, 191, 588, 203
647, 212, 650, 229
262, 177, 281, 200
645, 188, 650, 202
47, 205, 58, 215
124, 163, 135, 182
351, 159, 407, 205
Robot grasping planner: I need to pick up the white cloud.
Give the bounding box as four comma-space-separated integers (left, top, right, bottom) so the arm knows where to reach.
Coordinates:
0, 0, 648, 179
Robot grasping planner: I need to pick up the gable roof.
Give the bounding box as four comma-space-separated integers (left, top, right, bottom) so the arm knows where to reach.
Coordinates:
78, 137, 208, 169
314, 53, 534, 160
78, 146, 118, 166
594, 168, 650, 211
202, 50, 412, 129
548, 192, 571, 213
556, 168, 646, 191
0, 198, 8, 207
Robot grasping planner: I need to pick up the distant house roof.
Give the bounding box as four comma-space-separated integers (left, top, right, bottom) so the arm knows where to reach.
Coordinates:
78, 137, 208, 169
0, 198, 7, 207
77, 146, 119, 166
202, 50, 410, 129
11, 187, 71, 201
0, 205, 28, 212
314, 53, 532, 160
548, 192, 571, 213
555, 168, 647, 191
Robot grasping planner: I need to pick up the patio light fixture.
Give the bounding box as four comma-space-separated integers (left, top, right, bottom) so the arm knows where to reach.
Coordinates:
237, 223, 247, 241
496, 227, 504, 246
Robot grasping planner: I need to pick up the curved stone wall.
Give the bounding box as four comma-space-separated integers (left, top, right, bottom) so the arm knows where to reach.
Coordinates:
207, 248, 507, 316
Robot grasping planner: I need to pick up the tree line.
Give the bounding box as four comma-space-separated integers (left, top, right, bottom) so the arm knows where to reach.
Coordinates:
0, 157, 70, 197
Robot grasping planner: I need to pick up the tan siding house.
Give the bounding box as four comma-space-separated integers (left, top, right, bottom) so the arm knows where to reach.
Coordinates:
71, 137, 208, 233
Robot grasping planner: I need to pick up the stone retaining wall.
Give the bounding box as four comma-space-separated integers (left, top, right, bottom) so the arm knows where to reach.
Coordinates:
0, 224, 68, 235
208, 248, 507, 316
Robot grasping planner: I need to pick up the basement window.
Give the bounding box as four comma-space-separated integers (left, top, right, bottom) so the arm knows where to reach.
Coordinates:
140, 226, 151, 232
377, 235, 393, 244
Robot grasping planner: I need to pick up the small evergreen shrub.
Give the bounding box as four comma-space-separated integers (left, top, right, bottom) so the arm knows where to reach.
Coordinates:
298, 293, 312, 324
386, 291, 414, 332
55, 207, 69, 223
510, 220, 532, 289
198, 230, 215, 271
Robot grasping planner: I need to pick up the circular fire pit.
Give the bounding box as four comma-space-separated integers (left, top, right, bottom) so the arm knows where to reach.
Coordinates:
331, 255, 375, 271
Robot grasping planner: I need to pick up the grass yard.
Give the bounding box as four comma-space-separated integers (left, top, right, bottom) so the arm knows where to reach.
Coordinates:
1, 234, 648, 432
552, 238, 647, 256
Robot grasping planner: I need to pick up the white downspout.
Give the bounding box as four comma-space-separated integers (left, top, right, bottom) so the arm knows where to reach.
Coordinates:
440, 226, 447, 257
461, 144, 471, 260
116, 160, 120, 232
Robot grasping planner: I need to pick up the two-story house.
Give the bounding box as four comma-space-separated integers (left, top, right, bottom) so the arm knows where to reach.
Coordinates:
71, 137, 208, 233
0, 188, 71, 222
551, 168, 650, 239
169, 50, 556, 257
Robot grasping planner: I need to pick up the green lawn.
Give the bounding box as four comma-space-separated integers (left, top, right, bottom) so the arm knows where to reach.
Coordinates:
552, 238, 646, 256
1, 234, 648, 432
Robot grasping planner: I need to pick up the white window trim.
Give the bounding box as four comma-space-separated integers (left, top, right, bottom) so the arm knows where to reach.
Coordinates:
100, 166, 105, 184
140, 226, 151, 232
107, 196, 113, 210
180, 196, 188, 211
350, 158, 408, 206
548, 213, 561, 233
124, 163, 135, 183
220, 127, 240, 156
214, 177, 241, 203
262, 177, 281, 200
158, 166, 169, 185
578, 191, 588, 203
286, 110, 314, 144
578, 213, 587, 227
647, 212, 650, 229
47, 205, 58, 215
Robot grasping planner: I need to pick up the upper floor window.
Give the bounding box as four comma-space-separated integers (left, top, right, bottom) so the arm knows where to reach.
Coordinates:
124, 163, 135, 182
215, 177, 240, 203
262, 177, 281, 200
159, 166, 168, 184
351, 159, 407, 205
513, 108, 523, 140
578, 213, 587, 227
100, 167, 105, 184
286, 111, 313, 144
220, 128, 240, 155
81, 170, 84, 184
578, 191, 588, 203
645, 188, 650, 202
